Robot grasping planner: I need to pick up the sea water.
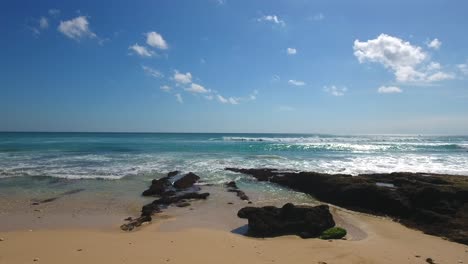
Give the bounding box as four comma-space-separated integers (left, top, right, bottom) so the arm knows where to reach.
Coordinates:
1, 132, 467, 224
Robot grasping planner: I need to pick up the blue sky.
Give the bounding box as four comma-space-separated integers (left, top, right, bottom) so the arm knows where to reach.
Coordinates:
1, 0, 468, 134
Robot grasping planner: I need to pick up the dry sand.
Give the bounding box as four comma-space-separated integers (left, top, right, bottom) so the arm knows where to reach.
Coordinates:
1, 208, 467, 264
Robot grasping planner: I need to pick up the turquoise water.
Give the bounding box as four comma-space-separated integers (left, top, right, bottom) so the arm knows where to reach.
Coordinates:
1, 132, 468, 183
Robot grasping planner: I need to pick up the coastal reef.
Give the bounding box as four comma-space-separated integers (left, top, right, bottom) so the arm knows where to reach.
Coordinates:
226, 168, 468, 245
121, 171, 209, 231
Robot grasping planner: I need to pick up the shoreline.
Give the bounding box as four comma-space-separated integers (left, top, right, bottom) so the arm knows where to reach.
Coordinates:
1, 170, 468, 263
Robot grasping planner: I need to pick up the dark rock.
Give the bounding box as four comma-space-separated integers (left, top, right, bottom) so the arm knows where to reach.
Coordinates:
154, 192, 210, 205
120, 215, 152, 231
173, 172, 200, 189
226, 181, 238, 188
142, 176, 171, 196
176, 202, 191, 207
227, 168, 468, 245
426, 258, 436, 264
167, 171, 179, 177
238, 203, 335, 238
124, 217, 133, 221
225, 181, 251, 202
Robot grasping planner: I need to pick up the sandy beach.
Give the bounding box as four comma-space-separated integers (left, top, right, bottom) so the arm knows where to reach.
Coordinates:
1, 194, 467, 264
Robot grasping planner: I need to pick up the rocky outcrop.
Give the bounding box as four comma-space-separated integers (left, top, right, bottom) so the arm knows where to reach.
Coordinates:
121, 171, 209, 231
174, 172, 200, 189
225, 181, 251, 202
226, 168, 468, 245
238, 203, 335, 238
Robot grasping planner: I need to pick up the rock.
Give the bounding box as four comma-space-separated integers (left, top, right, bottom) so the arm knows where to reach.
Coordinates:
238, 203, 335, 238
120, 215, 152, 231
227, 168, 468, 245
173, 172, 200, 189
33, 258, 39, 262
167, 171, 179, 177
176, 202, 191, 207
228, 202, 234, 205
154, 192, 210, 205
426, 258, 436, 264
225, 181, 251, 202
0, 238, 4, 241
124, 217, 133, 221
142, 176, 171, 196
226, 181, 238, 188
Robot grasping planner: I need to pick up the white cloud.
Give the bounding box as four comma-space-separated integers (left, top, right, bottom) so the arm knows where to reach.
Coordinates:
354, 34, 453, 83
426, 71, 454, 82
324, 85, 347, 96
48, 9, 60, 17
185, 83, 209, 93
146, 31, 168, 50
39, 17, 48, 29
249, 89, 258, 100
427, 38, 442, 50
217, 95, 228, 103
377, 86, 402, 94
58, 16, 96, 40
160, 85, 172, 92
142, 65, 163, 78
217, 95, 238, 104
129, 44, 153, 57
175, 93, 183, 103
257, 15, 285, 27
205, 95, 214, 100
426, 62, 441, 71
173, 70, 192, 84
288, 79, 306, 86
287, 48, 297, 55
457, 63, 468, 76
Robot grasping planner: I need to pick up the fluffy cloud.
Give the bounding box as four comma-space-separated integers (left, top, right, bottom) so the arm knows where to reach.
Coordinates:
217, 95, 239, 105
175, 93, 183, 103
58, 16, 96, 40
354, 34, 453, 83
324, 85, 347, 96
288, 79, 305, 86
129, 44, 153, 57
427, 38, 442, 50
173, 70, 192, 84
377, 86, 402, 94
146, 31, 168, 50
287, 48, 297, 55
257, 15, 285, 27
185, 83, 209, 93
142, 65, 163, 78
39, 17, 48, 29
160, 85, 172, 92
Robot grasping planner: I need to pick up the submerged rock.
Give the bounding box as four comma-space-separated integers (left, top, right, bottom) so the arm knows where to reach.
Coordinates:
227, 168, 468, 245
238, 203, 335, 238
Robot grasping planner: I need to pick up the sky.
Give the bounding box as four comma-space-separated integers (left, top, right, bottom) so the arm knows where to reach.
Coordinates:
1, 0, 468, 134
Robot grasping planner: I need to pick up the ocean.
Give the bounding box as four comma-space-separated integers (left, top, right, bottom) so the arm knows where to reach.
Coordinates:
1, 132, 468, 182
